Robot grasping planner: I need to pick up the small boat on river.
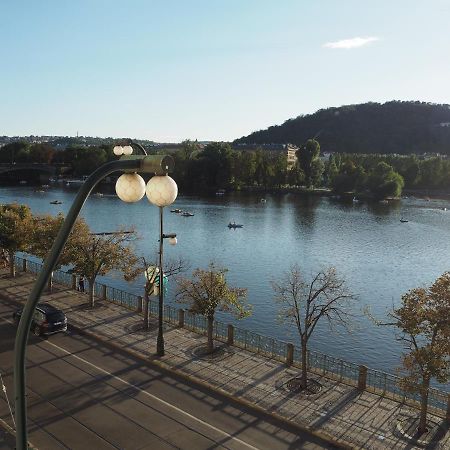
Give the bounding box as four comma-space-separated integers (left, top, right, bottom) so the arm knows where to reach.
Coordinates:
400, 218, 408, 223
171, 208, 183, 213
50, 200, 63, 205
181, 211, 194, 217
228, 222, 243, 229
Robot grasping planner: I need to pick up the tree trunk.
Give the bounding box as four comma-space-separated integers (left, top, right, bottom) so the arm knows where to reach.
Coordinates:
207, 316, 214, 353
47, 271, 53, 293
301, 340, 308, 388
88, 279, 95, 308
143, 290, 150, 330
8, 250, 15, 278
418, 377, 430, 436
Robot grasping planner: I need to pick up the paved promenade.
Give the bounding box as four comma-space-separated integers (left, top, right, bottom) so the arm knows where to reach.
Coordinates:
1, 271, 449, 449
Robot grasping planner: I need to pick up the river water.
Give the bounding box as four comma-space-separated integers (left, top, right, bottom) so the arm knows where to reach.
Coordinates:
2, 185, 450, 384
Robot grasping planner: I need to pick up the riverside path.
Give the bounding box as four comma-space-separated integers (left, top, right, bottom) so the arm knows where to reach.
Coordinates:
0, 269, 449, 449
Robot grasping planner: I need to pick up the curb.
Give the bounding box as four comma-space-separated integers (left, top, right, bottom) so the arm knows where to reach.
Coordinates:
70, 323, 354, 450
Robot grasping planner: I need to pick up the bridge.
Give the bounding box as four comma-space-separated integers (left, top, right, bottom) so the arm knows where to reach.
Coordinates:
0, 163, 57, 175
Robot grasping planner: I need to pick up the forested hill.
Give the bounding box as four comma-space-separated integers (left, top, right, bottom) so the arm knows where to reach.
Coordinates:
234, 101, 450, 155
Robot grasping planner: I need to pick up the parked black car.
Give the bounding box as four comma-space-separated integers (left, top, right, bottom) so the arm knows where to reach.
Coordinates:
13, 303, 67, 336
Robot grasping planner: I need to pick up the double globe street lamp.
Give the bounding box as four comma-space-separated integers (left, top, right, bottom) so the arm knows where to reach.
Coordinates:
14, 141, 177, 449
113, 143, 178, 356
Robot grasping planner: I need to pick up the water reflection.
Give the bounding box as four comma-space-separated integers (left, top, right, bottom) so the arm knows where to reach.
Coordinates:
2, 186, 450, 383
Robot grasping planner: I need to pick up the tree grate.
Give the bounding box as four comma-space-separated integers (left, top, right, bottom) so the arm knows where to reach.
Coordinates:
190, 344, 233, 361
285, 377, 322, 395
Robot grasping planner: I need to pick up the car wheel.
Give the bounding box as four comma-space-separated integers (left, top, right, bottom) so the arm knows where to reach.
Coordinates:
33, 326, 41, 337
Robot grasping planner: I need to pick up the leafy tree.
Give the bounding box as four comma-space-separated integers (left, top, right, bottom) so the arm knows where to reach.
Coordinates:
400, 156, 421, 187
29, 214, 87, 292
0, 204, 34, 277
332, 161, 365, 194
177, 263, 251, 353
29, 143, 55, 164
68, 222, 139, 307
287, 163, 305, 186
324, 155, 339, 187
310, 158, 325, 187
418, 157, 444, 189
272, 265, 355, 388
366, 162, 404, 199
195, 142, 234, 190
0, 142, 30, 164
237, 151, 257, 186
296, 139, 321, 188
386, 273, 450, 436
254, 150, 274, 188
272, 154, 288, 187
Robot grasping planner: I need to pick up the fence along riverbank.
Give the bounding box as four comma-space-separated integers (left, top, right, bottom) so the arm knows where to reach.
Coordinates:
14, 255, 450, 417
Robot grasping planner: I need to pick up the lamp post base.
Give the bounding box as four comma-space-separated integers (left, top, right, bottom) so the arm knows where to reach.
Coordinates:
156, 338, 165, 357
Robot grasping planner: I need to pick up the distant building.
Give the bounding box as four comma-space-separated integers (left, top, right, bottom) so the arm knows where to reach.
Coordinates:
233, 143, 299, 169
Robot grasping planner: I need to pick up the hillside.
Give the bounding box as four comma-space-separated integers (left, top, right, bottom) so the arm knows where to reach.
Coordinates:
234, 101, 450, 155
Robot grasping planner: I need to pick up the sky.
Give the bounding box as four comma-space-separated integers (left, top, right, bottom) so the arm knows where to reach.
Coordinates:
1, 0, 450, 142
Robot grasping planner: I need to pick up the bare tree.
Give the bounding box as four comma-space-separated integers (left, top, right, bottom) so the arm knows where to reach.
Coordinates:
177, 262, 251, 353
141, 256, 188, 330
272, 265, 355, 388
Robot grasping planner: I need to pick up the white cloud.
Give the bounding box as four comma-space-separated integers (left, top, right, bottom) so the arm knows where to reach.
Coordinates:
323, 36, 380, 49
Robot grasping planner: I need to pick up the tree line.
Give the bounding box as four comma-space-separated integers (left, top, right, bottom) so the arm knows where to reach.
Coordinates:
2, 138, 450, 198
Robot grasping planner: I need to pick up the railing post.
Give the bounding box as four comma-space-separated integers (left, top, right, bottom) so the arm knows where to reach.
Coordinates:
22, 259, 27, 272
286, 343, 294, 366
446, 394, 450, 424
102, 284, 107, 301
358, 365, 368, 391
71, 274, 77, 290
227, 324, 234, 345
137, 295, 143, 313
178, 309, 185, 328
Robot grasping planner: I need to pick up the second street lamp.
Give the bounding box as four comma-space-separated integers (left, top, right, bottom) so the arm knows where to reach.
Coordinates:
146, 175, 178, 356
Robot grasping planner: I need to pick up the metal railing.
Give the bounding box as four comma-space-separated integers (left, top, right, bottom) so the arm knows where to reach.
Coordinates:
13, 255, 449, 415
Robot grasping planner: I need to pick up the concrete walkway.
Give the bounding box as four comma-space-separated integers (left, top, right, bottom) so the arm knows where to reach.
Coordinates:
1, 271, 449, 450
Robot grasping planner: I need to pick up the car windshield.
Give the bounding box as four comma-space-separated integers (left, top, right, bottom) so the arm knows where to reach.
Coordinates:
47, 312, 65, 322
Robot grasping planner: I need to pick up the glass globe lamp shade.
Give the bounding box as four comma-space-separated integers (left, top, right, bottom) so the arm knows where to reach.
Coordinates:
113, 145, 123, 156
115, 173, 146, 202
122, 145, 133, 155
146, 175, 178, 207
168, 237, 177, 245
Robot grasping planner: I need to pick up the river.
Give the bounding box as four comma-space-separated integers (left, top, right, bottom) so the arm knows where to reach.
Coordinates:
2, 185, 450, 385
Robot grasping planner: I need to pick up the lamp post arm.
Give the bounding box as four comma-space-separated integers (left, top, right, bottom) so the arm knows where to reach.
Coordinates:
131, 141, 148, 156
14, 157, 142, 450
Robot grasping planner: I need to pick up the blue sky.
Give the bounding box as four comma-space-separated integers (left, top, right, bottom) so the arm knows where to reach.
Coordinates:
1, 0, 449, 142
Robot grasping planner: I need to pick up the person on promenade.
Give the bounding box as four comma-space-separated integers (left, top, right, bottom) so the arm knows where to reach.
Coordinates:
78, 275, 85, 293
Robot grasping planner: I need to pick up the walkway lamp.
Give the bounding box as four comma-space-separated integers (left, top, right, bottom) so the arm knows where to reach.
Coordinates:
14, 140, 175, 450
146, 175, 178, 356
